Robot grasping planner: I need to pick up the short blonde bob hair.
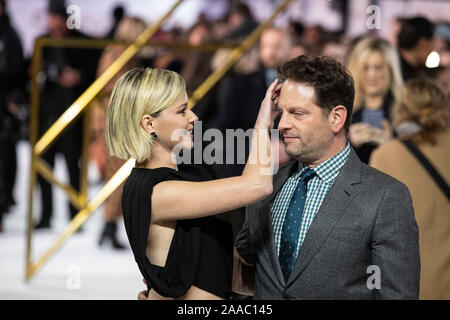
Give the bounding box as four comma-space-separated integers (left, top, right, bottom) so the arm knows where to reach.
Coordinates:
347, 36, 403, 113
105, 68, 186, 162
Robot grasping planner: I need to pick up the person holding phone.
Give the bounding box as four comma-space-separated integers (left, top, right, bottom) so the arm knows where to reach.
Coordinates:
105, 68, 280, 300
347, 36, 403, 163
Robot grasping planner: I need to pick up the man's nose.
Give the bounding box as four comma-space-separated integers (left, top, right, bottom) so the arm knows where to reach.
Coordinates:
277, 112, 290, 131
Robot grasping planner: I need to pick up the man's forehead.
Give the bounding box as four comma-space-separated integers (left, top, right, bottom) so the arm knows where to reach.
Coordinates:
279, 80, 315, 102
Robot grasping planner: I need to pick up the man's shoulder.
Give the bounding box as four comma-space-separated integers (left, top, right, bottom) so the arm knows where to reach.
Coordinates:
357, 158, 410, 195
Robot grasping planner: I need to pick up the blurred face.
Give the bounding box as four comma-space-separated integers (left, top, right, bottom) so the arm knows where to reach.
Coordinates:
188, 25, 209, 46
228, 13, 243, 29
48, 14, 68, 38
417, 37, 434, 65
361, 51, 390, 97
303, 27, 320, 45
260, 29, 291, 69
322, 43, 346, 65
277, 80, 334, 165
152, 93, 198, 151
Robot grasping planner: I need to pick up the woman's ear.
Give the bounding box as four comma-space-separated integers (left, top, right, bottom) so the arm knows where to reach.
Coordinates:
141, 114, 155, 135
329, 105, 347, 134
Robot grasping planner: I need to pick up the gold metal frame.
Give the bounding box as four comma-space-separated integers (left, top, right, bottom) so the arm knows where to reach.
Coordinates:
25, 0, 293, 281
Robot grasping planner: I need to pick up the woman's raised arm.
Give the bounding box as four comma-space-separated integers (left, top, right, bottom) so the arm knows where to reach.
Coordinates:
151, 79, 280, 223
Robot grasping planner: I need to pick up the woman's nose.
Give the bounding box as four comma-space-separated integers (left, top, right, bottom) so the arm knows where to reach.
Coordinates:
189, 109, 199, 122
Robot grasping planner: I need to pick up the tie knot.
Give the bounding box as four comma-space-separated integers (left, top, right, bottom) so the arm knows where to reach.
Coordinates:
300, 168, 316, 183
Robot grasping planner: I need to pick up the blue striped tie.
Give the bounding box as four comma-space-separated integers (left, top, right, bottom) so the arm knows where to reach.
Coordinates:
279, 168, 316, 280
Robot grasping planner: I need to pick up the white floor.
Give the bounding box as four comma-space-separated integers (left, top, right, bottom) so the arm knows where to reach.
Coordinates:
0, 141, 143, 299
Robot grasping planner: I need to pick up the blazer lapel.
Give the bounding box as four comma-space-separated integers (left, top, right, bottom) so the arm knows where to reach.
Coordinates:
263, 161, 299, 286
286, 149, 363, 286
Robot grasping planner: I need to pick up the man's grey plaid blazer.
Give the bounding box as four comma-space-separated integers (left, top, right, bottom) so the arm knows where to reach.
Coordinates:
235, 148, 420, 300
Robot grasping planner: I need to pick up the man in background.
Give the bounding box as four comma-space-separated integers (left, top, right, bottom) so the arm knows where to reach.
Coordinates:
0, 0, 24, 232
35, 0, 99, 229
210, 27, 293, 239
397, 16, 435, 81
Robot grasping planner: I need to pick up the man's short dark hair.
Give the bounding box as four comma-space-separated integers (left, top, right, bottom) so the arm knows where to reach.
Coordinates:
276, 55, 354, 131
48, 0, 67, 18
398, 16, 434, 50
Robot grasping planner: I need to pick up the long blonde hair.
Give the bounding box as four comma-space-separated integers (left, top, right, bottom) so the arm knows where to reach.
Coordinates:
347, 36, 403, 113
105, 68, 186, 162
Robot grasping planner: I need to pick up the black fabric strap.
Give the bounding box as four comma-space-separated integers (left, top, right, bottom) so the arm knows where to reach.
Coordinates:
401, 140, 450, 200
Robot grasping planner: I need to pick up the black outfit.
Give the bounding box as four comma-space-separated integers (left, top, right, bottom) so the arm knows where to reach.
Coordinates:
122, 164, 233, 298
0, 14, 24, 225
399, 54, 428, 82
351, 92, 394, 164
36, 30, 99, 226
224, 19, 258, 41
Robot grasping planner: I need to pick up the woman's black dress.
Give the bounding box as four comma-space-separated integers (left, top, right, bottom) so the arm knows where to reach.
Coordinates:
122, 164, 233, 299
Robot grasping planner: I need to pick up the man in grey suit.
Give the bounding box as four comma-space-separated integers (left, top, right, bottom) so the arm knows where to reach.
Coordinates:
234, 55, 420, 300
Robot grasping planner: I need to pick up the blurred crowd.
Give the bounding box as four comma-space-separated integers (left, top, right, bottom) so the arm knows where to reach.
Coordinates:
0, 0, 448, 299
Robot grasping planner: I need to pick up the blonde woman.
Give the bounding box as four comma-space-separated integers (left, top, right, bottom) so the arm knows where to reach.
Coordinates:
347, 36, 403, 163
105, 68, 279, 300
370, 79, 450, 299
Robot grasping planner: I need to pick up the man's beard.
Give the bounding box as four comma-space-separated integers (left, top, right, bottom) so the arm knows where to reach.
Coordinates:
283, 134, 330, 165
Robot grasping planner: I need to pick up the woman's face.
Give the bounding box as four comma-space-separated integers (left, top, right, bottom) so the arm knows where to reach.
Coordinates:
153, 93, 198, 151
361, 51, 390, 97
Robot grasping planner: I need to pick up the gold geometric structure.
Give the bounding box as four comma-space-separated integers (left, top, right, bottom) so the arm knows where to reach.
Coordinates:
25, 0, 293, 281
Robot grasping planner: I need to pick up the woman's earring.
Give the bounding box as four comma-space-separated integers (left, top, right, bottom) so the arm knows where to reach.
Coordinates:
151, 132, 158, 139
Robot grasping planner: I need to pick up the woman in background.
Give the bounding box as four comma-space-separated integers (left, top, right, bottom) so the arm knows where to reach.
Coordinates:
91, 16, 149, 249
347, 36, 403, 163
370, 79, 450, 299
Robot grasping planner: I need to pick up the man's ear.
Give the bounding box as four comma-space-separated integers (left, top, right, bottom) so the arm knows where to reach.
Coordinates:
141, 114, 155, 135
329, 105, 347, 134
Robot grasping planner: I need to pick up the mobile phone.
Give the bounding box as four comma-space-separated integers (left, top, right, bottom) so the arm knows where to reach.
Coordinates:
361, 109, 384, 129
